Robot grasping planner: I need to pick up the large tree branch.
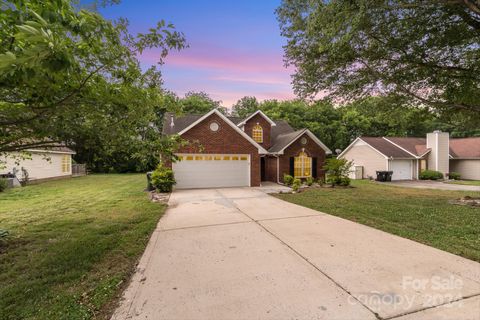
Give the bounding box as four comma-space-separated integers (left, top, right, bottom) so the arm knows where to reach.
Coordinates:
357, 59, 480, 112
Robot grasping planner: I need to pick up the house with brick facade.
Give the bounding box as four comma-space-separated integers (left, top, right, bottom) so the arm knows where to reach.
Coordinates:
162, 109, 332, 189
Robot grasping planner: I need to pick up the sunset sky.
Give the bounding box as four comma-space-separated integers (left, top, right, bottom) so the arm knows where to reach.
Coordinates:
101, 0, 295, 108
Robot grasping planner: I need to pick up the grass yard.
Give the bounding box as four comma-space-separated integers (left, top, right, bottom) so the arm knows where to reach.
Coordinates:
275, 180, 480, 262
0, 174, 165, 320
446, 180, 480, 186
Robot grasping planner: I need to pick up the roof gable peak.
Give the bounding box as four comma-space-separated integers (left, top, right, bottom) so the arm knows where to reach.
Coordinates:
237, 110, 276, 127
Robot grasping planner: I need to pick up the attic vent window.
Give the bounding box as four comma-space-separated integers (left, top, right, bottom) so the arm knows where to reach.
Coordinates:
252, 124, 263, 143
209, 121, 219, 132
301, 137, 307, 145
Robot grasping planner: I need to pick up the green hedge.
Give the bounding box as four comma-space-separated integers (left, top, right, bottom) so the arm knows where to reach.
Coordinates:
419, 170, 443, 180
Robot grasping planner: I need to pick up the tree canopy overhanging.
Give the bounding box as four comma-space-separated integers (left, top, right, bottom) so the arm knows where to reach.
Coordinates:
0, 0, 186, 170
276, 0, 480, 114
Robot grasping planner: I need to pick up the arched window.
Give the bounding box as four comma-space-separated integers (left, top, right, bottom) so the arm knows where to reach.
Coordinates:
294, 151, 312, 178
252, 124, 263, 143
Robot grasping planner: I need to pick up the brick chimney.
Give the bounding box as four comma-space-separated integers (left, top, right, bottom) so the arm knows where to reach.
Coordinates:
426, 130, 449, 177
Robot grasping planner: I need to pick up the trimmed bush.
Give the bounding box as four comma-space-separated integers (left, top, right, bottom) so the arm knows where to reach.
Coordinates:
0, 178, 7, 192
306, 177, 314, 186
283, 174, 294, 186
419, 170, 443, 180
151, 165, 176, 192
448, 172, 461, 180
292, 178, 302, 192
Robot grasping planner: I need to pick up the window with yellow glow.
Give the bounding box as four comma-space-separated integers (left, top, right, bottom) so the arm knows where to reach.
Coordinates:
232, 156, 239, 160
195, 155, 203, 160
214, 155, 222, 160
223, 156, 230, 160
240, 156, 248, 161
62, 155, 71, 173
294, 151, 311, 178
252, 124, 263, 143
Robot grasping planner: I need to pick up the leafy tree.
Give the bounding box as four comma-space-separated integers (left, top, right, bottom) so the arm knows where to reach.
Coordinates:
277, 0, 480, 114
0, 0, 186, 171
231, 96, 260, 117
179, 91, 225, 114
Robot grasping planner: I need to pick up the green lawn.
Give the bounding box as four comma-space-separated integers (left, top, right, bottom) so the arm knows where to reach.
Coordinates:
0, 174, 165, 320
275, 180, 480, 262
446, 180, 480, 186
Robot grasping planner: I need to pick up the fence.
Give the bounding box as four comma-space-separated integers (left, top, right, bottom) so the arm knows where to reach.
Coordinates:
72, 164, 87, 177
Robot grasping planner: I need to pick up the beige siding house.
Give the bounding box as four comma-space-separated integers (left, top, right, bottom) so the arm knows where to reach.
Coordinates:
339, 131, 480, 181
1, 147, 75, 182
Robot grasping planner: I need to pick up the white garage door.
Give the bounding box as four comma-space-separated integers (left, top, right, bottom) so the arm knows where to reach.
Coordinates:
390, 160, 412, 180
172, 154, 250, 189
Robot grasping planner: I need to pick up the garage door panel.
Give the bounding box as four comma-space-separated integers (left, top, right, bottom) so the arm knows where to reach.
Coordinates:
390, 160, 412, 180
173, 154, 250, 189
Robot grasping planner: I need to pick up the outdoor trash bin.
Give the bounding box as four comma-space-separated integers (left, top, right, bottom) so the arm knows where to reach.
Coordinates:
386, 171, 393, 182
146, 171, 154, 191
376, 171, 388, 182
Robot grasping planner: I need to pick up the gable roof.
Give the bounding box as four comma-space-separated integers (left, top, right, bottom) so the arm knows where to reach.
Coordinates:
269, 129, 332, 155
450, 137, 480, 159
170, 109, 268, 154
339, 135, 480, 160
162, 109, 332, 155
237, 110, 276, 127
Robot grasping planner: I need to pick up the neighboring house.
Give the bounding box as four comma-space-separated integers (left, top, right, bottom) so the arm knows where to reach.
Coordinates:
338, 131, 480, 180
162, 109, 332, 189
0, 145, 76, 182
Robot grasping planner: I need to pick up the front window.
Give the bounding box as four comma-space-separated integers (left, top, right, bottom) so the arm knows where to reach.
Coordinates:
294, 151, 311, 178
62, 155, 71, 173
252, 124, 263, 143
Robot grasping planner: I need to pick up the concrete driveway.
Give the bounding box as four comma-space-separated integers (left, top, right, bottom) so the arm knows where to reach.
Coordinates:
112, 188, 480, 320
385, 180, 480, 192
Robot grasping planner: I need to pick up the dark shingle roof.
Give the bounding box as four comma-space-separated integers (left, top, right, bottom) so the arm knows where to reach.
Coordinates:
450, 137, 480, 159
269, 130, 305, 153
384, 137, 429, 157
162, 112, 297, 150
360, 137, 414, 158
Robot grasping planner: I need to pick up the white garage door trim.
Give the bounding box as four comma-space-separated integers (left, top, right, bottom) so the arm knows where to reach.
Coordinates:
389, 160, 413, 180
172, 154, 251, 189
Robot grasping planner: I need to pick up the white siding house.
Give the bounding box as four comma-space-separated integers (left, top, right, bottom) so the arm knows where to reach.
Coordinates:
1, 147, 75, 182
339, 132, 480, 181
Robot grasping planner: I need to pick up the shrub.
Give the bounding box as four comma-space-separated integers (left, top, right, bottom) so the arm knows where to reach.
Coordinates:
448, 172, 461, 180
419, 170, 443, 180
283, 174, 294, 186
151, 165, 176, 192
0, 178, 7, 192
323, 158, 353, 187
292, 178, 301, 192
306, 177, 314, 186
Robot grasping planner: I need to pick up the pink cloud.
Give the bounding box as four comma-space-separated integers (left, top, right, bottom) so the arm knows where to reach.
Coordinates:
141, 44, 292, 74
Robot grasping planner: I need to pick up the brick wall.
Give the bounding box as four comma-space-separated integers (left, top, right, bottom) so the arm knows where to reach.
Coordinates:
243, 114, 272, 149
278, 133, 326, 182
171, 113, 261, 186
